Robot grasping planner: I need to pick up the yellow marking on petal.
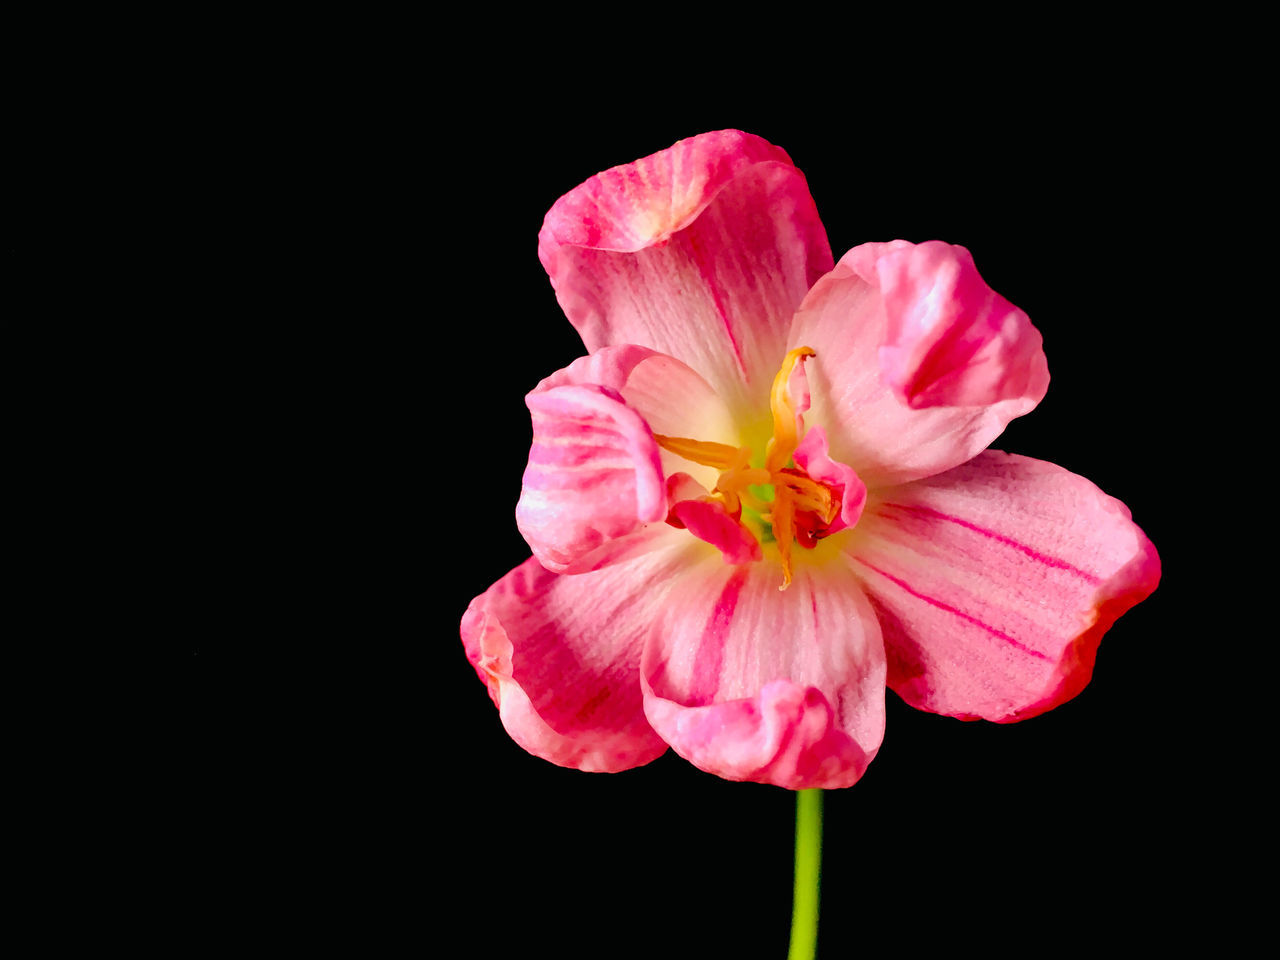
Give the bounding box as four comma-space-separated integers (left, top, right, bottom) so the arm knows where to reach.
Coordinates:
765, 346, 816, 474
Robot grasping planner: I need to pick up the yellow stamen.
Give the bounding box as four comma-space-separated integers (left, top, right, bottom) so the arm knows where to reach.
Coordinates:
764, 485, 797, 590
765, 347, 816, 474
778, 473, 837, 524
653, 434, 742, 470
737, 487, 773, 514
656, 346, 826, 591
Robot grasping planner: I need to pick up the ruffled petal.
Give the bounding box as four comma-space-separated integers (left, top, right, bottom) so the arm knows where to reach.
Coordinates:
864, 240, 1049, 409
538, 130, 834, 414
670, 498, 763, 566
792, 425, 867, 535
663, 473, 762, 564
516, 383, 665, 574
640, 554, 886, 789
790, 242, 1048, 488
460, 539, 690, 773
533, 344, 737, 493
847, 451, 1160, 722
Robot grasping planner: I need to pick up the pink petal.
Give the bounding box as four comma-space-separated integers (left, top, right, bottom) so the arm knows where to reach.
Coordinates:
670, 497, 763, 565
664, 471, 708, 507
792, 425, 867, 535
848, 451, 1160, 722
640, 555, 886, 789
538, 130, 834, 414
863, 240, 1050, 410
664, 472, 762, 565
790, 242, 1048, 487
532, 344, 737, 493
461, 541, 688, 773
516, 383, 665, 574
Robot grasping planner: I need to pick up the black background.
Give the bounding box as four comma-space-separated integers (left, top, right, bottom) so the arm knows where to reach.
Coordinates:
181, 80, 1211, 957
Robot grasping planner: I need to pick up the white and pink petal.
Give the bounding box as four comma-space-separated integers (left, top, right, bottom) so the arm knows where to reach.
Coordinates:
516, 383, 666, 574
791, 241, 1049, 488
793, 425, 867, 535
861, 240, 1049, 410
538, 130, 834, 415
460, 540, 693, 773
640, 554, 886, 789
847, 451, 1160, 722
532, 344, 738, 493
665, 473, 763, 565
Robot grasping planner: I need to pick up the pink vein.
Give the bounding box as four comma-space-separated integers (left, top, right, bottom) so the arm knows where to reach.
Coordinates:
687, 230, 747, 381
689, 568, 747, 703
852, 557, 1050, 661
876, 503, 1101, 585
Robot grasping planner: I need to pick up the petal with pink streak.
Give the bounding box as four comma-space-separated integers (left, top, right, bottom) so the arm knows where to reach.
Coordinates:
793, 425, 867, 535
538, 130, 834, 415
532, 344, 738, 492
791, 242, 1048, 487
516, 383, 665, 574
664, 471, 707, 507
664, 473, 762, 565
866, 241, 1050, 410
670, 498, 762, 565
460, 537, 692, 773
641, 555, 885, 789
847, 451, 1160, 722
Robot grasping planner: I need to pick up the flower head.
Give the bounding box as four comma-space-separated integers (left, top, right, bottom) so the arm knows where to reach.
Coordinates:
461, 130, 1160, 790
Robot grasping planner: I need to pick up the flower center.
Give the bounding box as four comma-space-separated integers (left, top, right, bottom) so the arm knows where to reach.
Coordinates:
654, 347, 841, 590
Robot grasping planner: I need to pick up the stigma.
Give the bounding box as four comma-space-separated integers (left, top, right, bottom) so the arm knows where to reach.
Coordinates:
655, 347, 840, 590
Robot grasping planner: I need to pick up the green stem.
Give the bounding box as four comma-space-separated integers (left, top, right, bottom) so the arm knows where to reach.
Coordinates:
787, 788, 823, 960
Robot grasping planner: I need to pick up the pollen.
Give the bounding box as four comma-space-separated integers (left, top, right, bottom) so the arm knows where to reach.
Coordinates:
655, 346, 840, 590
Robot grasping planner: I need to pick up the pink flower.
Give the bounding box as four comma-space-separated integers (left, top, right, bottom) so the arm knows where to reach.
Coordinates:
460, 130, 1160, 790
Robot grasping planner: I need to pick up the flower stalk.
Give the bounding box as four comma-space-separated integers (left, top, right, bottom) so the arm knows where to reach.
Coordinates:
787, 788, 823, 960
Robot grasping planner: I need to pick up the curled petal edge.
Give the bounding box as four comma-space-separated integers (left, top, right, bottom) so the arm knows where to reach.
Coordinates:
461, 557, 672, 773
998, 525, 1161, 722
516, 383, 666, 575
847, 240, 1050, 411
792, 424, 866, 535
790, 244, 1048, 487
665, 472, 762, 565
537, 129, 834, 414
641, 678, 874, 790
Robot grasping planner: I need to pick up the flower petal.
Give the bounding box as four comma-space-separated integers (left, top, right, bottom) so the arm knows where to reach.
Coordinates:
670, 496, 763, 565
847, 451, 1160, 722
461, 541, 689, 773
533, 344, 738, 493
516, 383, 665, 574
867, 240, 1049, 409
664, 473, 762, 564
640, 554, 886, 789
791, 242, 1048, 487
792, 425, 867, 535
538, 130, 834, 414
